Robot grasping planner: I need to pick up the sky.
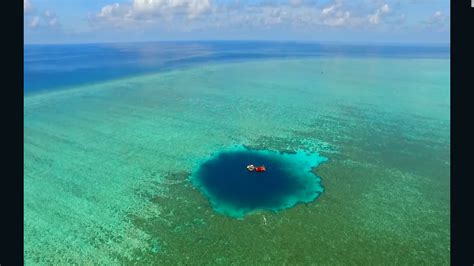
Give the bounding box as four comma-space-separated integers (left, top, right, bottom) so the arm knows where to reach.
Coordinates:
23, 0, 450, 44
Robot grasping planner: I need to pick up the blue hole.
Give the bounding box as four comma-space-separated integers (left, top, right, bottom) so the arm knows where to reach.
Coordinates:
190, 145, 327, 218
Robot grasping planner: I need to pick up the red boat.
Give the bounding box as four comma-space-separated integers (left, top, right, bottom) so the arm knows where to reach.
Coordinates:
246, 164, 266, 172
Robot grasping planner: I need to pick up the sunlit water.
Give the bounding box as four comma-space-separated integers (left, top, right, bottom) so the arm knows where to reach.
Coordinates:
24, 42, 450, 264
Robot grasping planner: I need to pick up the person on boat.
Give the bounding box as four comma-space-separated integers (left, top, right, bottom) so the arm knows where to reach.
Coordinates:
246, 164, 255, 171
247, 164, 266, 172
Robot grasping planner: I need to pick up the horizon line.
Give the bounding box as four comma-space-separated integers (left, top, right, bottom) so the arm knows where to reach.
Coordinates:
24, 39, 451, 47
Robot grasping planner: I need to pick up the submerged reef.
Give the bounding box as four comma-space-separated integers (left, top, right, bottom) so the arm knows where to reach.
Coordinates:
190, 145, 327, 218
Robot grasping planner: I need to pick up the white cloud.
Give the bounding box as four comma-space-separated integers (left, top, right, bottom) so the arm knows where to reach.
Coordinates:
30, 16, 40, 28
381, 4, 390, 13
24, 0, 59, 29
44, 10, 59, 27
324, 11, 351, 26
433, 10, 443, 19
24, 0, 33, 13
98, 3, 126, 19
318, 2, 354, 27
322, 4, 338, 16
184, 0, 212, 18
240, 4, 354, 28
91, 0, 402, 31
95, 0, 212, 26
368, 3, 390, 24
421, 10, 448, 32
48, 17, 58, 26
26, 9, 59, 28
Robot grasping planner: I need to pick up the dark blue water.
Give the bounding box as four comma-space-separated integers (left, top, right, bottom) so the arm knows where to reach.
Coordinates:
24, 41, 449, 94
191, 146, 326, 218
196, 151, 303, 208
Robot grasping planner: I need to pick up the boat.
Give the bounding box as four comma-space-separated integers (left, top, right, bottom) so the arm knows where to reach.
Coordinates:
247, 164, 266, 172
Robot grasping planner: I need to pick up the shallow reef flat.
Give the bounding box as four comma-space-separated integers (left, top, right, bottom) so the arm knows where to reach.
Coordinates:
24, 58, 450, 264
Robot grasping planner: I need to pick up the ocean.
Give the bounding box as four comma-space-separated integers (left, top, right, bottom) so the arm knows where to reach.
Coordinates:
24, 41, 450, 264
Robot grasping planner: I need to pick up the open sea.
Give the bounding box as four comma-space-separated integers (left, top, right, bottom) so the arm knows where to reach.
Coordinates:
24, 41, 450, 264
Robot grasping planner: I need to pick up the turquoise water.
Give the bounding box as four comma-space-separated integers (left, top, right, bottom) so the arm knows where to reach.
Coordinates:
24, 54, 450, 264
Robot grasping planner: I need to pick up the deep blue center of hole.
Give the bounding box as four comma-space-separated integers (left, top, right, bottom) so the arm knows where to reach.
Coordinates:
191, 146, 326, 218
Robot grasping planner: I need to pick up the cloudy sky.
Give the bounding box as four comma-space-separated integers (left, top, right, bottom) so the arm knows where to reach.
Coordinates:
24, 0, 450, 44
